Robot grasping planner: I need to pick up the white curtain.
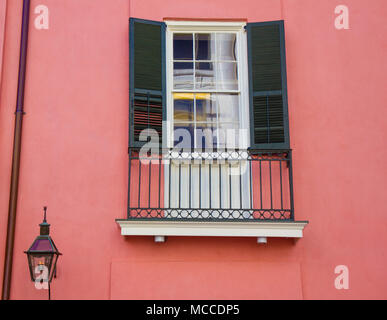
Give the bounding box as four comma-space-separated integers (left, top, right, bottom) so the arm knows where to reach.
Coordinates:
166, 154, 252, 218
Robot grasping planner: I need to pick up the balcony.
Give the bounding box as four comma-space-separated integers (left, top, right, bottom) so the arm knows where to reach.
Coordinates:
116, 148, 308, 240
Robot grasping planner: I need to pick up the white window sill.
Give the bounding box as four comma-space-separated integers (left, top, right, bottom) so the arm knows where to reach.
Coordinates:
116, 219, 308, 238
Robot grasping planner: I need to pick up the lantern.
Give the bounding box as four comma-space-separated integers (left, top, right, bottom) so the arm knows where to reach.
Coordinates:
24, 207, 61, 299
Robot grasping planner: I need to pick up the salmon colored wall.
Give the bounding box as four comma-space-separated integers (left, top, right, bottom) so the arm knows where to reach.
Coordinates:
0, 0, 386, 299
0, 0, 6, 81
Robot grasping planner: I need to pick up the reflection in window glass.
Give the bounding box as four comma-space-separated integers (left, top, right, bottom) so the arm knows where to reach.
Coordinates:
217, 94, 239, 123
173, 62, 194, 89
195, 34, 214, 60
196, 94, 216, 123
216, 33, 237, 61
172, 31, 240, 149
174, 98, 194, 121
173, 34, 193, 60
196, 123, 217, 149
216, 62, 238, 90
195, 62, 215, 89
218, 122, 239, 148
174, 123, 194, 148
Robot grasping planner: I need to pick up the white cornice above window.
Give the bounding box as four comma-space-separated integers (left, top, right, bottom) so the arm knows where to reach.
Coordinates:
165, 20, 246, 32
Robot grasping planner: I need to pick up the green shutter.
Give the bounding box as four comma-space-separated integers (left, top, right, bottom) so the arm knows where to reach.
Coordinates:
129, 18, 166, 148
247, 20, 290, 149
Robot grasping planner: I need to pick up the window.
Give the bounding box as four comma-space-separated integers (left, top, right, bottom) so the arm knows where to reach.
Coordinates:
168, 26, 248, 150
127, 18, 293, 219
129, 18, 290, 150
119, 18, 308, 239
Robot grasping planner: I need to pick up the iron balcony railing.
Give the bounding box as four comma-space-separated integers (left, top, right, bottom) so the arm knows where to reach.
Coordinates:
128, 148, 295, 221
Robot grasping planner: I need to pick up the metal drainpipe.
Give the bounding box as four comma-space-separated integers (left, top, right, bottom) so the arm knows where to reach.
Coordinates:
2, 0, 31, 300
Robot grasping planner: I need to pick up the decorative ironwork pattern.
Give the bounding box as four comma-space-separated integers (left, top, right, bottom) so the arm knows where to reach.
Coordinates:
128, 148, 295, 221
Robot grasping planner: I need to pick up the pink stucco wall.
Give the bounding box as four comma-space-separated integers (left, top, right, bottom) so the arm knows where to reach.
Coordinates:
0, 0, 6, 82
0, 0, 386, 299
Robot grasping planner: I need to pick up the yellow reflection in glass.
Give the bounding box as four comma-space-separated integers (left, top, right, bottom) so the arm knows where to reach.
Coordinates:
173, 93, 210, 100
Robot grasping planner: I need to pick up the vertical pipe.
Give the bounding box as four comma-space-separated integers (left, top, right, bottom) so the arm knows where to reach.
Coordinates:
2, 0, 31, 300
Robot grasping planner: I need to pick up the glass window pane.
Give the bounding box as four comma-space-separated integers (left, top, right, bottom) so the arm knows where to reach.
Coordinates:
216, 62, 238, 90
195, 123, 217, 149
216, 33, 237, 61
196, 94, 216, 122
195, 62, 215, 90
173, 34, 193, 60
195, 34, 215, 60
218, 122, 239, 148
174, 122, 194, 148
174, 98, 194, 121
171, 32, 241, 150
217, 94, 239, 123
174, 62, 194, 89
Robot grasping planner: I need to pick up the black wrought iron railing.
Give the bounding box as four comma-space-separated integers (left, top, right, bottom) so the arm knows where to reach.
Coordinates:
127, 148, 294, 221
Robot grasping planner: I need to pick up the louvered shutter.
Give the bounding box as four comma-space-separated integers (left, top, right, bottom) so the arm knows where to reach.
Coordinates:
247, 20, 290, 149
129, 18, 166, 148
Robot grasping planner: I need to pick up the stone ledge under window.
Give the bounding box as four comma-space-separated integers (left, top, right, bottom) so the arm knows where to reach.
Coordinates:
116, 219, 308, 238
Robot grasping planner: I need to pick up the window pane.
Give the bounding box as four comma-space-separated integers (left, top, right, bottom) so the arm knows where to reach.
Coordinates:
196, 94, 216, 122
216, 33, 237, 61
174, 122, 194, 148
171, 32, 241, 150
217, 94, 239, 123
195, 62, 215, 90
195, 123, 217, 149
174, 98, 194, 121
173, 34, 193, 60
195, 34, 214, 60
218, 122, 239, 148
216, 62, 238, 90
174, 62, 194, 89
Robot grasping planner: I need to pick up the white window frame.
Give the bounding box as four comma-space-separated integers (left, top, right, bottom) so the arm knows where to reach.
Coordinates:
165, 20, 250, 150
